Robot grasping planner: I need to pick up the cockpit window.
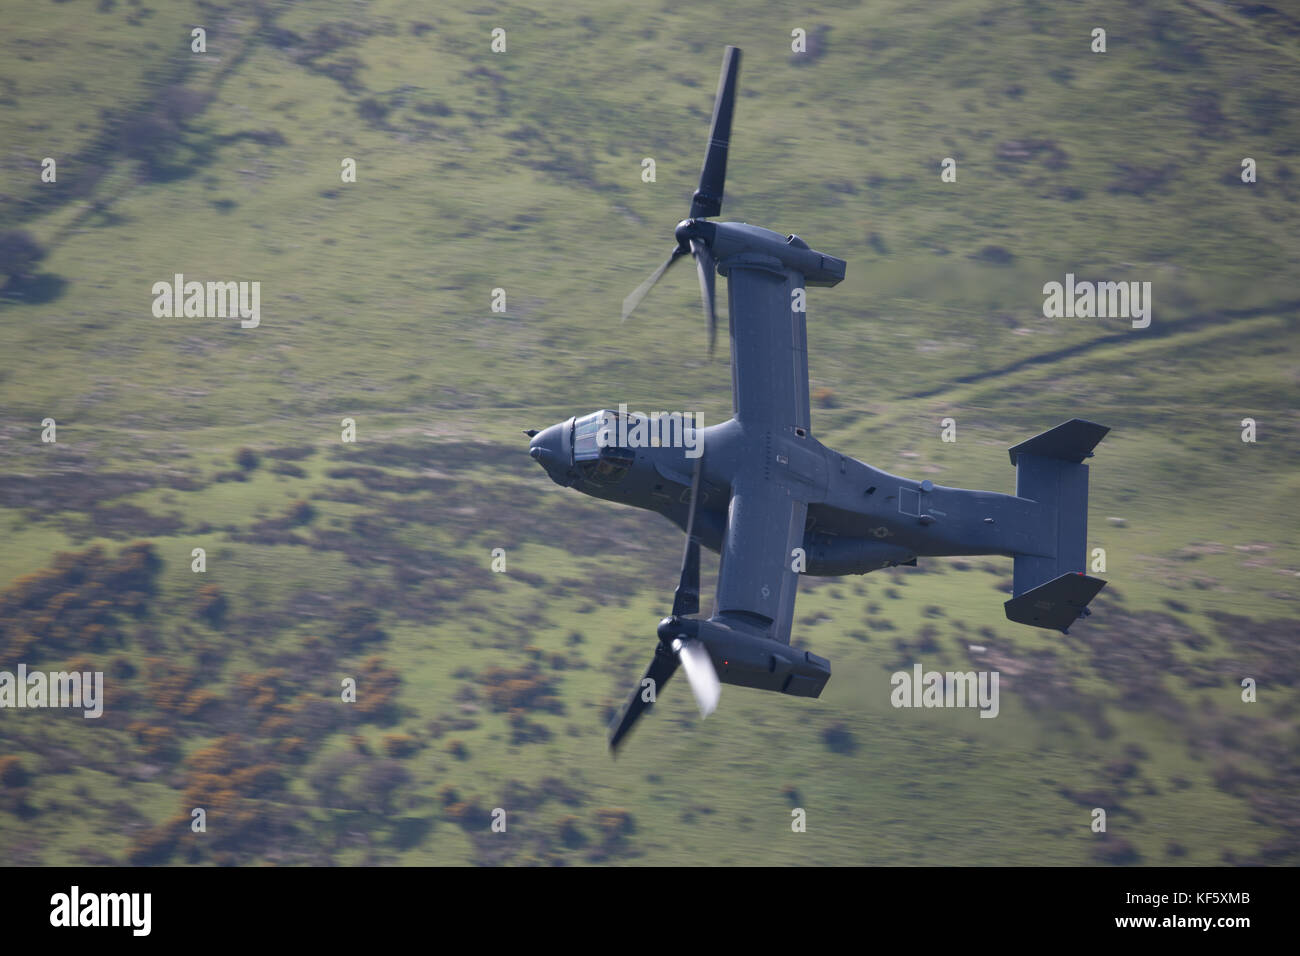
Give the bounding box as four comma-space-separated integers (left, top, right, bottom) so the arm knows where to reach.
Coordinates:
571, 410, 633, 485
573, 411, 608, 462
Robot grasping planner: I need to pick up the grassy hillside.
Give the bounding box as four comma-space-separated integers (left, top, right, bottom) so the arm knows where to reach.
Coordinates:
0, 0, 1297, 865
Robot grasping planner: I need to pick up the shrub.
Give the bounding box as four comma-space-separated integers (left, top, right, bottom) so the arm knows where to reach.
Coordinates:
0, 230, 46, 280
382, 733, 419, 758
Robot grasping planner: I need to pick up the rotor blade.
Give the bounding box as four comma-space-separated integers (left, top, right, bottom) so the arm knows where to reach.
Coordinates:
622, 246, 687, 321
689, 46, 742, 220
608, 642, 680, 752
674, 638, 721, 718
690, 239, 718, 358
671, 451, 704, 618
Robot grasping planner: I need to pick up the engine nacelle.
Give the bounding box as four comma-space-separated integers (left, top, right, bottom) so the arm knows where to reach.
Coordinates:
679, 616, 832, 698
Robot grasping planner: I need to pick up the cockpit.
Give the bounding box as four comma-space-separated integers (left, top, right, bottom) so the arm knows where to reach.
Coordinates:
571, 410, 634, 485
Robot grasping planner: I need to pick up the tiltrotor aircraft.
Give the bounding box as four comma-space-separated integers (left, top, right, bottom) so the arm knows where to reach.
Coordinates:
526, 47, 1109, 750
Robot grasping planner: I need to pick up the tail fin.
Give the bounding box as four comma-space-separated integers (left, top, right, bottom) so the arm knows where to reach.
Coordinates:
1005, 419, 1109, 632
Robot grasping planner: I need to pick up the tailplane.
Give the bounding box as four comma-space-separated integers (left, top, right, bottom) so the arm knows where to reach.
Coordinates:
1006, 419, 1109, 633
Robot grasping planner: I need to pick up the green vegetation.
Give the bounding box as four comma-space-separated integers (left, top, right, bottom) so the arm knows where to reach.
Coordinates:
0, 0, 1297, 865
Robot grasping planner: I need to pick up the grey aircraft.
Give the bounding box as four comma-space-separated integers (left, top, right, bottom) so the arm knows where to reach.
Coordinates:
527, 47, 1109, 750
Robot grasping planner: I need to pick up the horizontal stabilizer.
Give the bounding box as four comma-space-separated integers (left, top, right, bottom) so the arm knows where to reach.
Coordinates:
1004, 572, 1106, 633
1008, 419, 1109, 466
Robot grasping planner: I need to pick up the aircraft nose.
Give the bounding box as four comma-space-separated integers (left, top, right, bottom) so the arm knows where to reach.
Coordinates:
527, 420, 578, 487
527, 423, 565, 470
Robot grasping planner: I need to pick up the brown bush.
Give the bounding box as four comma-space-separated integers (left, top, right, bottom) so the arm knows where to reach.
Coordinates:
480, 664, 563, 714
354, 657, 402, 724
194, 583, 228, 627
126, 813, 189, 866
0, 542, 162, 659
595, 807, 635, 838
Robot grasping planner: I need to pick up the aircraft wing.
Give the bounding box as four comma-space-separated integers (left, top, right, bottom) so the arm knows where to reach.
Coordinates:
710, 472, 807, 644
726, 265, 813, 433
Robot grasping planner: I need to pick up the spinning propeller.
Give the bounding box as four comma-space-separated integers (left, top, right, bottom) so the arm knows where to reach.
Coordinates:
621, 46, 741, 359
608, 447, 720, 751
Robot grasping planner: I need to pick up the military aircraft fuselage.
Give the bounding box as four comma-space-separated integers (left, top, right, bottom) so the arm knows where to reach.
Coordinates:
529, 413, 1053, 577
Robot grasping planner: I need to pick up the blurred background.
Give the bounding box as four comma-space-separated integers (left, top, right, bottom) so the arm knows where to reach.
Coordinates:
0, 0, 1297, 865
